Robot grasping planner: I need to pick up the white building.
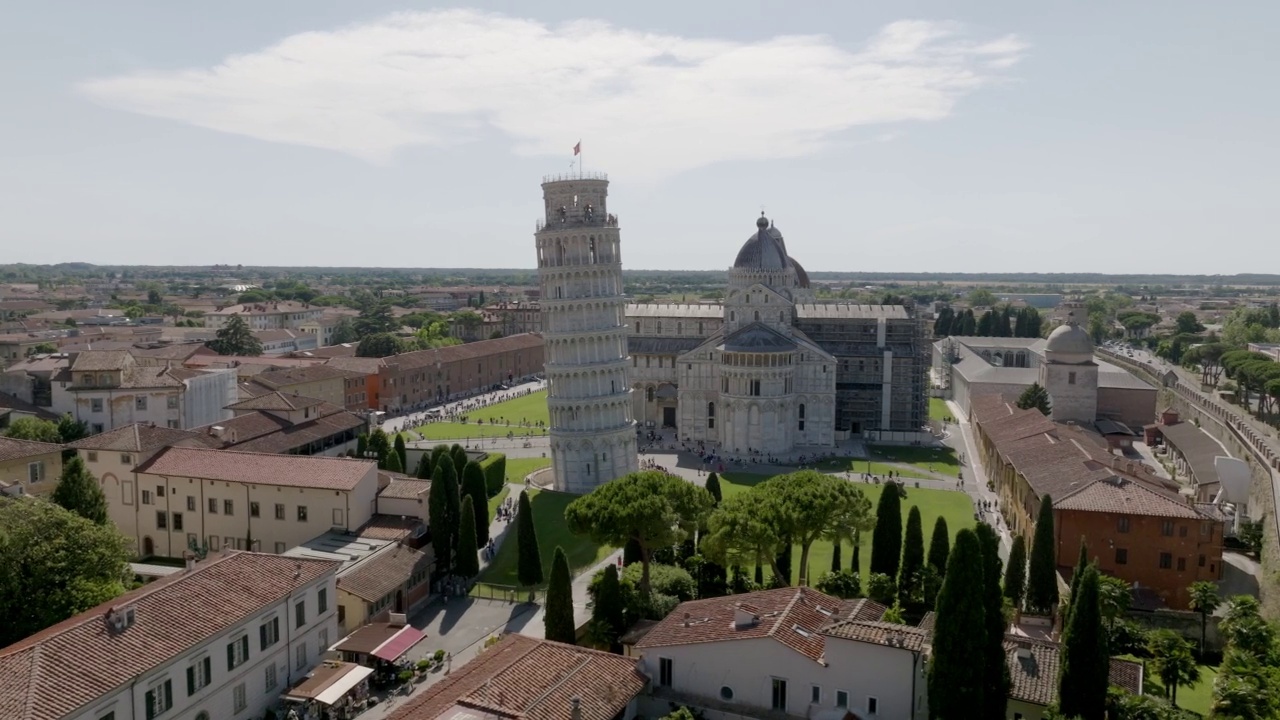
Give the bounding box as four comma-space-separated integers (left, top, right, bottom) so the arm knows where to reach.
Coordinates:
206, 302, 325, 332
534, 173, 639, 492
0, 551, 341, 720
634, 588, 929, 720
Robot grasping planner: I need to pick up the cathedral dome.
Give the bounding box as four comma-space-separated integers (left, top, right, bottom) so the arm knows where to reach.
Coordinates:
788, 256, 810, 288
1044, 313, 1094, 364
734, 215, 789, 271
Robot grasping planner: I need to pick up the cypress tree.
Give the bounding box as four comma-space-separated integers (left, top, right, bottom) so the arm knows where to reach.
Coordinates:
384, 449, 403, 473
1027, 495, 1059, 615
591, 564, 625, 651
393, 434, 408, 476
899, 506, 924, 605
851, 541, 861, 577
455, 495, 480, 578
450, 444, 468, 478
429, 444, 448, 475
51, 456, 108, 525
976, 524, 1010, 720
356, 433, 368, 459
544, 546, 575, 643
927, 529, 987, 718
927, 516, 950, 574
429, 456, 460, 571
705, 472, 723, 505
831, 542, 842, 573
1058, 565, 1109, 720
1068, 539, 1089, 616
1003, 535, 1027, 610
516, 490, 543, 587
462, 461, 489, 546
415, 452, 433, 479
483, 454, 507, 496
870, 483, 903, 578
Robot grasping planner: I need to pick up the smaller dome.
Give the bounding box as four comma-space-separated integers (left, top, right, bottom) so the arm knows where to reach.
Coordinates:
1045, 313, 1094, 363
757, 214, 770, 230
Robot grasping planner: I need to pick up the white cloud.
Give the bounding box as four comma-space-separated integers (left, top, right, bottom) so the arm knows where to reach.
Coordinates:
77, 10, 1025, 179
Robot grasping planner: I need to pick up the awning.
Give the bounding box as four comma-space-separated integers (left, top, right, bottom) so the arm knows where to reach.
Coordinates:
314, 665, 374, 706
371, 626, 427, 662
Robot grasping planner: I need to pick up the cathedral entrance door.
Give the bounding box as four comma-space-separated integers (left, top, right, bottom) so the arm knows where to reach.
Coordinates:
662, 407, 676, 428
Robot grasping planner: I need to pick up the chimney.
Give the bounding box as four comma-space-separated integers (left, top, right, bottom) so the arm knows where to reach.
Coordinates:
570, 697, 582, 720
683, 612, 691, 627
183, 550, 196, 571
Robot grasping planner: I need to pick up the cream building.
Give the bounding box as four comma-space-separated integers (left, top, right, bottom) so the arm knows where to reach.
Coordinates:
0, 436, 63, 497
205, 301, 325, 331
0, 551, 341, 720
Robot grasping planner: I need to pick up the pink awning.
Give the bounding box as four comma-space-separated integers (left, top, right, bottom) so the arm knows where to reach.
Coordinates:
371, 626, 426, 662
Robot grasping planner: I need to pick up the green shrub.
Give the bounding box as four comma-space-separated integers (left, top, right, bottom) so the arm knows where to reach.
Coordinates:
480, 454, 507, 497
815, 570, 862, 599
622, 563, 695, 601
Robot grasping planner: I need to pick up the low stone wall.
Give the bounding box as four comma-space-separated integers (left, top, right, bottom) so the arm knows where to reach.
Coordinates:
1126, 607, 1222, 652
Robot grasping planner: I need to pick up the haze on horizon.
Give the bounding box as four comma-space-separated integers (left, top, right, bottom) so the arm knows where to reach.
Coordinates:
2, 1, 1276, 274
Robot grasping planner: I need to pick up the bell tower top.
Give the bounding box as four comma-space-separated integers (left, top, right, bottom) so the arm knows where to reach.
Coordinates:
541, 172, 612, 228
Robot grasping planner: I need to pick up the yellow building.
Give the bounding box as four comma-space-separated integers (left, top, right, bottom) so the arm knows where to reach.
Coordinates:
0, 436, 64, 497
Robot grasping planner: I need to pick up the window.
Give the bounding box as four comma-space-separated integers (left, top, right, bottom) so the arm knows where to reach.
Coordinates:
145, 679, 173, 719
260, 616, 280, 650
226, 635, 249, 670
720, 687, 734, 701
319, 627, 329, 652
156, 511, 167, 530
208, 498, 218, 514
124, 480, 134, 505
1115, 548, 1128, 565
296, 600, 306, 628
172, 513, 183, 531
97, 713, 115, 720
275, 503, 286, 520
1177, 557, 1187, 571
318, 588, 328, 613
750, 380, 761, 396
811, 685, 821, 704
156, 485, 165, 497
1117, 516, 1130, 533
223, 499, 233, 516
658, 657, 673, 687
1159, 552, 1173, 570
186, 656, 212, 696
208, 535, 219, 551
233, 683, 247, 713
1161, 520, 1174, 537
771, 678, 788, 711
868, 697, 879, 715
120, 453, 132, 464
298, 506, 308, 522
1199, 554, 1206, 567
836, 691, 849, 708
707, 402, 715, 430
1179, 524, 1188, 538
92, 423, 104, 434
135, 396, 148, 411
798, 403, 806, 432
142, 490, 153, 505
1068, 371, 1076, 385
250, 502, 260, 518
91, 398, 104, 412
87, 451, 98, 462
295, 642, 307, 670
265, 663, 278, 691
28, 462, 44, 483
187, 496, 196, 511
167, 395, 179, 410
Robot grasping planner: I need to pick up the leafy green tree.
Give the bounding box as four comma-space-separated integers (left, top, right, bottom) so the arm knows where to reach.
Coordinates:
1147, 630, 1200, 707
1016, 382, 1052, 415
2, 417, 61, 443
462, 461, 489, 546
870, 482, 903, 578
0, 497, 131, 646
415, 452, 433, 479
759, 471, 872, 586
356, 332, 401, 358
331, 317, 359, 345
705, 472, 722, 505
516, 490, 543, 587
367, 428, 392, 468
565, 472, 713, 594
976, 524, 1010, 720
451, 445, 469, 479
968, 288, 998, 307
57, 413, 88, 443
928, 529, 987, 719
815, 569, 861, 599
1097, 574, 1131, 632
428, 455, 460, 571
899, 505, 924, 605
384, 448, 403, 473
1187, 581, 1221, 656
429, 444, 449, 475
354, 300, 398, 337
454, 495, 480, 578
1027, 495, 1059, 615
867, 572, 897, 605
1003, 534, 1027, 611
703, 494, 785, 583
1058, 565, 1109, 720
51, 455, 108, 525
393, 434, 408, 475
1175, 311, 1205, 335
589, 563, 626, 651
205, 314, 263, 356
927, 516, 950, 576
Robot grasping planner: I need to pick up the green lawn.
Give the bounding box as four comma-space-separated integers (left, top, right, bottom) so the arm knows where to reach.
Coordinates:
502, 456, 552, 484
1143, 663, 1217, 716
476, 488, 612, 589
815, 445, 961, 479
929, 397, 954, 422
410, 391, 550, 440
487, 486, 510, 522
719, 471, 975, 584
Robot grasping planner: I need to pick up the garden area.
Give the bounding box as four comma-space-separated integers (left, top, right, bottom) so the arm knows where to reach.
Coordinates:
816, 444, 962, 479
407, 390, 551, 440
930, 397, 954, 422
474, 488, 613, 592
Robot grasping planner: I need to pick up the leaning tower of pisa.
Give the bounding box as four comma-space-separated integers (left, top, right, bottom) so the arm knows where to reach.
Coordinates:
533, 172, 639, 493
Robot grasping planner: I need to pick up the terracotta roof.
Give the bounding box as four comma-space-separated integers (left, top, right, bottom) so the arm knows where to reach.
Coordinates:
0, 551, 340, 720
388, 634, 646, 720
252, 364, 355, 387
0, 436, 62, 463
130, 343, 213, 361
356, 515, 424, 541
198, 403, 363, 454
821, 620, 927, 652
209, 301, 318, 316
385, 333, 543, 372
837, 598, 888, 622
69, 350, 131, 372
68, 423, 219, 453
118, 365, 194, 389
333, 622, 407, 654
227, 391, 326, 412
338, 545, 434, 602
1004, 635, 1143, 707
635, 586, 840, 663
1054, 476, 1206, 519
325, 356, 385, 374
136, 446, 375, 491
381, 478, 431, 500
0, 392, 59, 420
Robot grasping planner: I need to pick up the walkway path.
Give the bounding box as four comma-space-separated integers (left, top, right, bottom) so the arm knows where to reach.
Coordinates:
945, 399, 1014, 562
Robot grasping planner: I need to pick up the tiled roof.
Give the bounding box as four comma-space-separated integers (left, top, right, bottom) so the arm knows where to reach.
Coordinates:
0, 392, 59, 420
635, 586, 840, 663
821, 620, 926, 652
356, 515, 425, 541
0, 436, 62, 462
227, 391, 326, 412
837, 598, 888, 622
1158, 421, 1230, 487
626, 303, 724, 319
325, 356, 384, 374
136, 446, 375, 491
253, 364, 354, 387
118, 365, 192, 389
0, 552, 340, 720
338, 545, 434, 602
209, 301, 318, 316
384, 333, 543, 371
1054, 476, 1206, 519
69, 350, 131, 372
1004, 635, 1143, 706
199, 401, 362, 454
795, 303, 910, 319
388, 634, 646, 720
381, 478, 432, 500
68, 423, 219, 453
130, 343, 212, 361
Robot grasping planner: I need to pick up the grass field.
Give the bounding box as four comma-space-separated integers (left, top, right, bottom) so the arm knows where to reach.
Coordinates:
502, 456, 552, 484
476, 488, 612, 588
410, 391, 550, 440
929, 397, 954, 422
719, 471, 975, 584
817, 445, 961, 479
1144, 662, 1217, 716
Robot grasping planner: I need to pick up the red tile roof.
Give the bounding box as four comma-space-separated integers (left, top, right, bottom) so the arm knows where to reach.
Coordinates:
0, 436, 62, 463
0, 552, 340, 720
136, 446, 375, 491
67, 423, 220, 453
1004, 634, 1143, 706
388, 634, 646, 720
338, 545, 434, 602
384, 333, 543, 371
227, 391, 326, 412
1054, 475, 1206, 519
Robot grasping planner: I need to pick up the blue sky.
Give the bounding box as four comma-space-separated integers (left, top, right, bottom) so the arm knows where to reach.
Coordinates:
2, 1, 1275, 273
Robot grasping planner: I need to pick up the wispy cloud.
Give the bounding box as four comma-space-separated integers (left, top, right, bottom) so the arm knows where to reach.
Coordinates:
77, 10, 1025, 179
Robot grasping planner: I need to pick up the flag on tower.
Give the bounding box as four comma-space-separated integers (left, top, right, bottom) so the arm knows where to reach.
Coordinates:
573, 141, 581, 156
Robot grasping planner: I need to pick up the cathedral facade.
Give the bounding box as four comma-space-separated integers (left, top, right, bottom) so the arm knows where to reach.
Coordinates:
627, 215, 929, 456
